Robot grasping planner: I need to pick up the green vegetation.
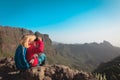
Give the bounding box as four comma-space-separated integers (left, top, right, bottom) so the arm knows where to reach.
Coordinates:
0, 52, 14, 58
94, 56, 120, 80
46, 53, 94, 71
53, 42, 120, 71
95, 73, 107, 80
46, 54, 72, 67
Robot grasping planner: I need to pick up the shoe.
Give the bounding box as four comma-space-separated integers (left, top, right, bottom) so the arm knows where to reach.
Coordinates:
40, 60, 45, 66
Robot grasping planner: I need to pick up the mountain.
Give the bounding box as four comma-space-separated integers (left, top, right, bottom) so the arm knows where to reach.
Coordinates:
94, 55, 120, 80
0, 26, 56, 57
52, 41, 120, 71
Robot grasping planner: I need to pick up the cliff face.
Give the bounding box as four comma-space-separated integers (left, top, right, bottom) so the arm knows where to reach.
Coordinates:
0, 26, 56, 57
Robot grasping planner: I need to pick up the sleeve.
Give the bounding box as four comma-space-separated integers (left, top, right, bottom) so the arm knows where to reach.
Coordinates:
32, 40, 44, 53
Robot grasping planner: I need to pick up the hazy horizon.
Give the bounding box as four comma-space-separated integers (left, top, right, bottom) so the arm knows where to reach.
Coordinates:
0, 0, 120, 47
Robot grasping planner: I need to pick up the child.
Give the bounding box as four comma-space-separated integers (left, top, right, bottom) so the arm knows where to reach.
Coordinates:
26, 36, 46, 67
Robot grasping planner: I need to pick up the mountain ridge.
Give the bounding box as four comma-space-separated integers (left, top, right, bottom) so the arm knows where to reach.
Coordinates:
52, 40, 120, 71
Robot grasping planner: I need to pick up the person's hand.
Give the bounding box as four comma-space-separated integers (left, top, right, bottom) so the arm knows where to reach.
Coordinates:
33, 54, 38, 58
29, 59, 34, 64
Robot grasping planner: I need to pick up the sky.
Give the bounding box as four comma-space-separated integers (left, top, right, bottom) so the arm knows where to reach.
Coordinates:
0, 0, 120, 47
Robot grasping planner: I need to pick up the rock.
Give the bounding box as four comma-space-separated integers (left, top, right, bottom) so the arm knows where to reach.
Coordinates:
0, 58, 97, 80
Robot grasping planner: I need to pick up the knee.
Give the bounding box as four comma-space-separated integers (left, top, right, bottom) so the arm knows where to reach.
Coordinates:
41, 53, 46, 58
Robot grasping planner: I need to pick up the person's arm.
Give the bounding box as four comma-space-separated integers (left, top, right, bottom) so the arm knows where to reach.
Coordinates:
29, 58, 34, 64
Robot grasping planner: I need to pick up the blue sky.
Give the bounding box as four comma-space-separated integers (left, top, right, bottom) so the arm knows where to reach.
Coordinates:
0, 0, 120, 47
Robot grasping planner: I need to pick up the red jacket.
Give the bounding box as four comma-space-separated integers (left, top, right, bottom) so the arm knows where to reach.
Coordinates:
26, 40, 44, 67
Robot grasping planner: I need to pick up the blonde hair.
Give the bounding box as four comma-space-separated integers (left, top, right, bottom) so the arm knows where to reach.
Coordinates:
20, 34, 36, 48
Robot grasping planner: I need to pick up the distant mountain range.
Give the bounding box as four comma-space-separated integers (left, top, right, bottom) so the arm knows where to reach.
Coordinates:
0, 26, 120, 72
52, 41, 120, 71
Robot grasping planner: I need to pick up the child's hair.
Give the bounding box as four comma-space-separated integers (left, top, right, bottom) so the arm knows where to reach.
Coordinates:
20, 34, 36, 48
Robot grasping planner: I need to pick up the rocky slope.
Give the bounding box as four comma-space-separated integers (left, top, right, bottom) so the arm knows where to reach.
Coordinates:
0, 57, 97, 80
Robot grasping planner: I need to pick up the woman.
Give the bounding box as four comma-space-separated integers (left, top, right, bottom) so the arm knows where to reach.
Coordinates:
14, 34, 36, 69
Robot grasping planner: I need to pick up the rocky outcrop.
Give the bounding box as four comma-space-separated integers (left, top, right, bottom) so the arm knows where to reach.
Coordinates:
0, 57, 97, 80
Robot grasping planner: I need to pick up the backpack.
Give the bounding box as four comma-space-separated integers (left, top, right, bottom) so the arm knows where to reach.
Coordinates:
14, 45, 30, 69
